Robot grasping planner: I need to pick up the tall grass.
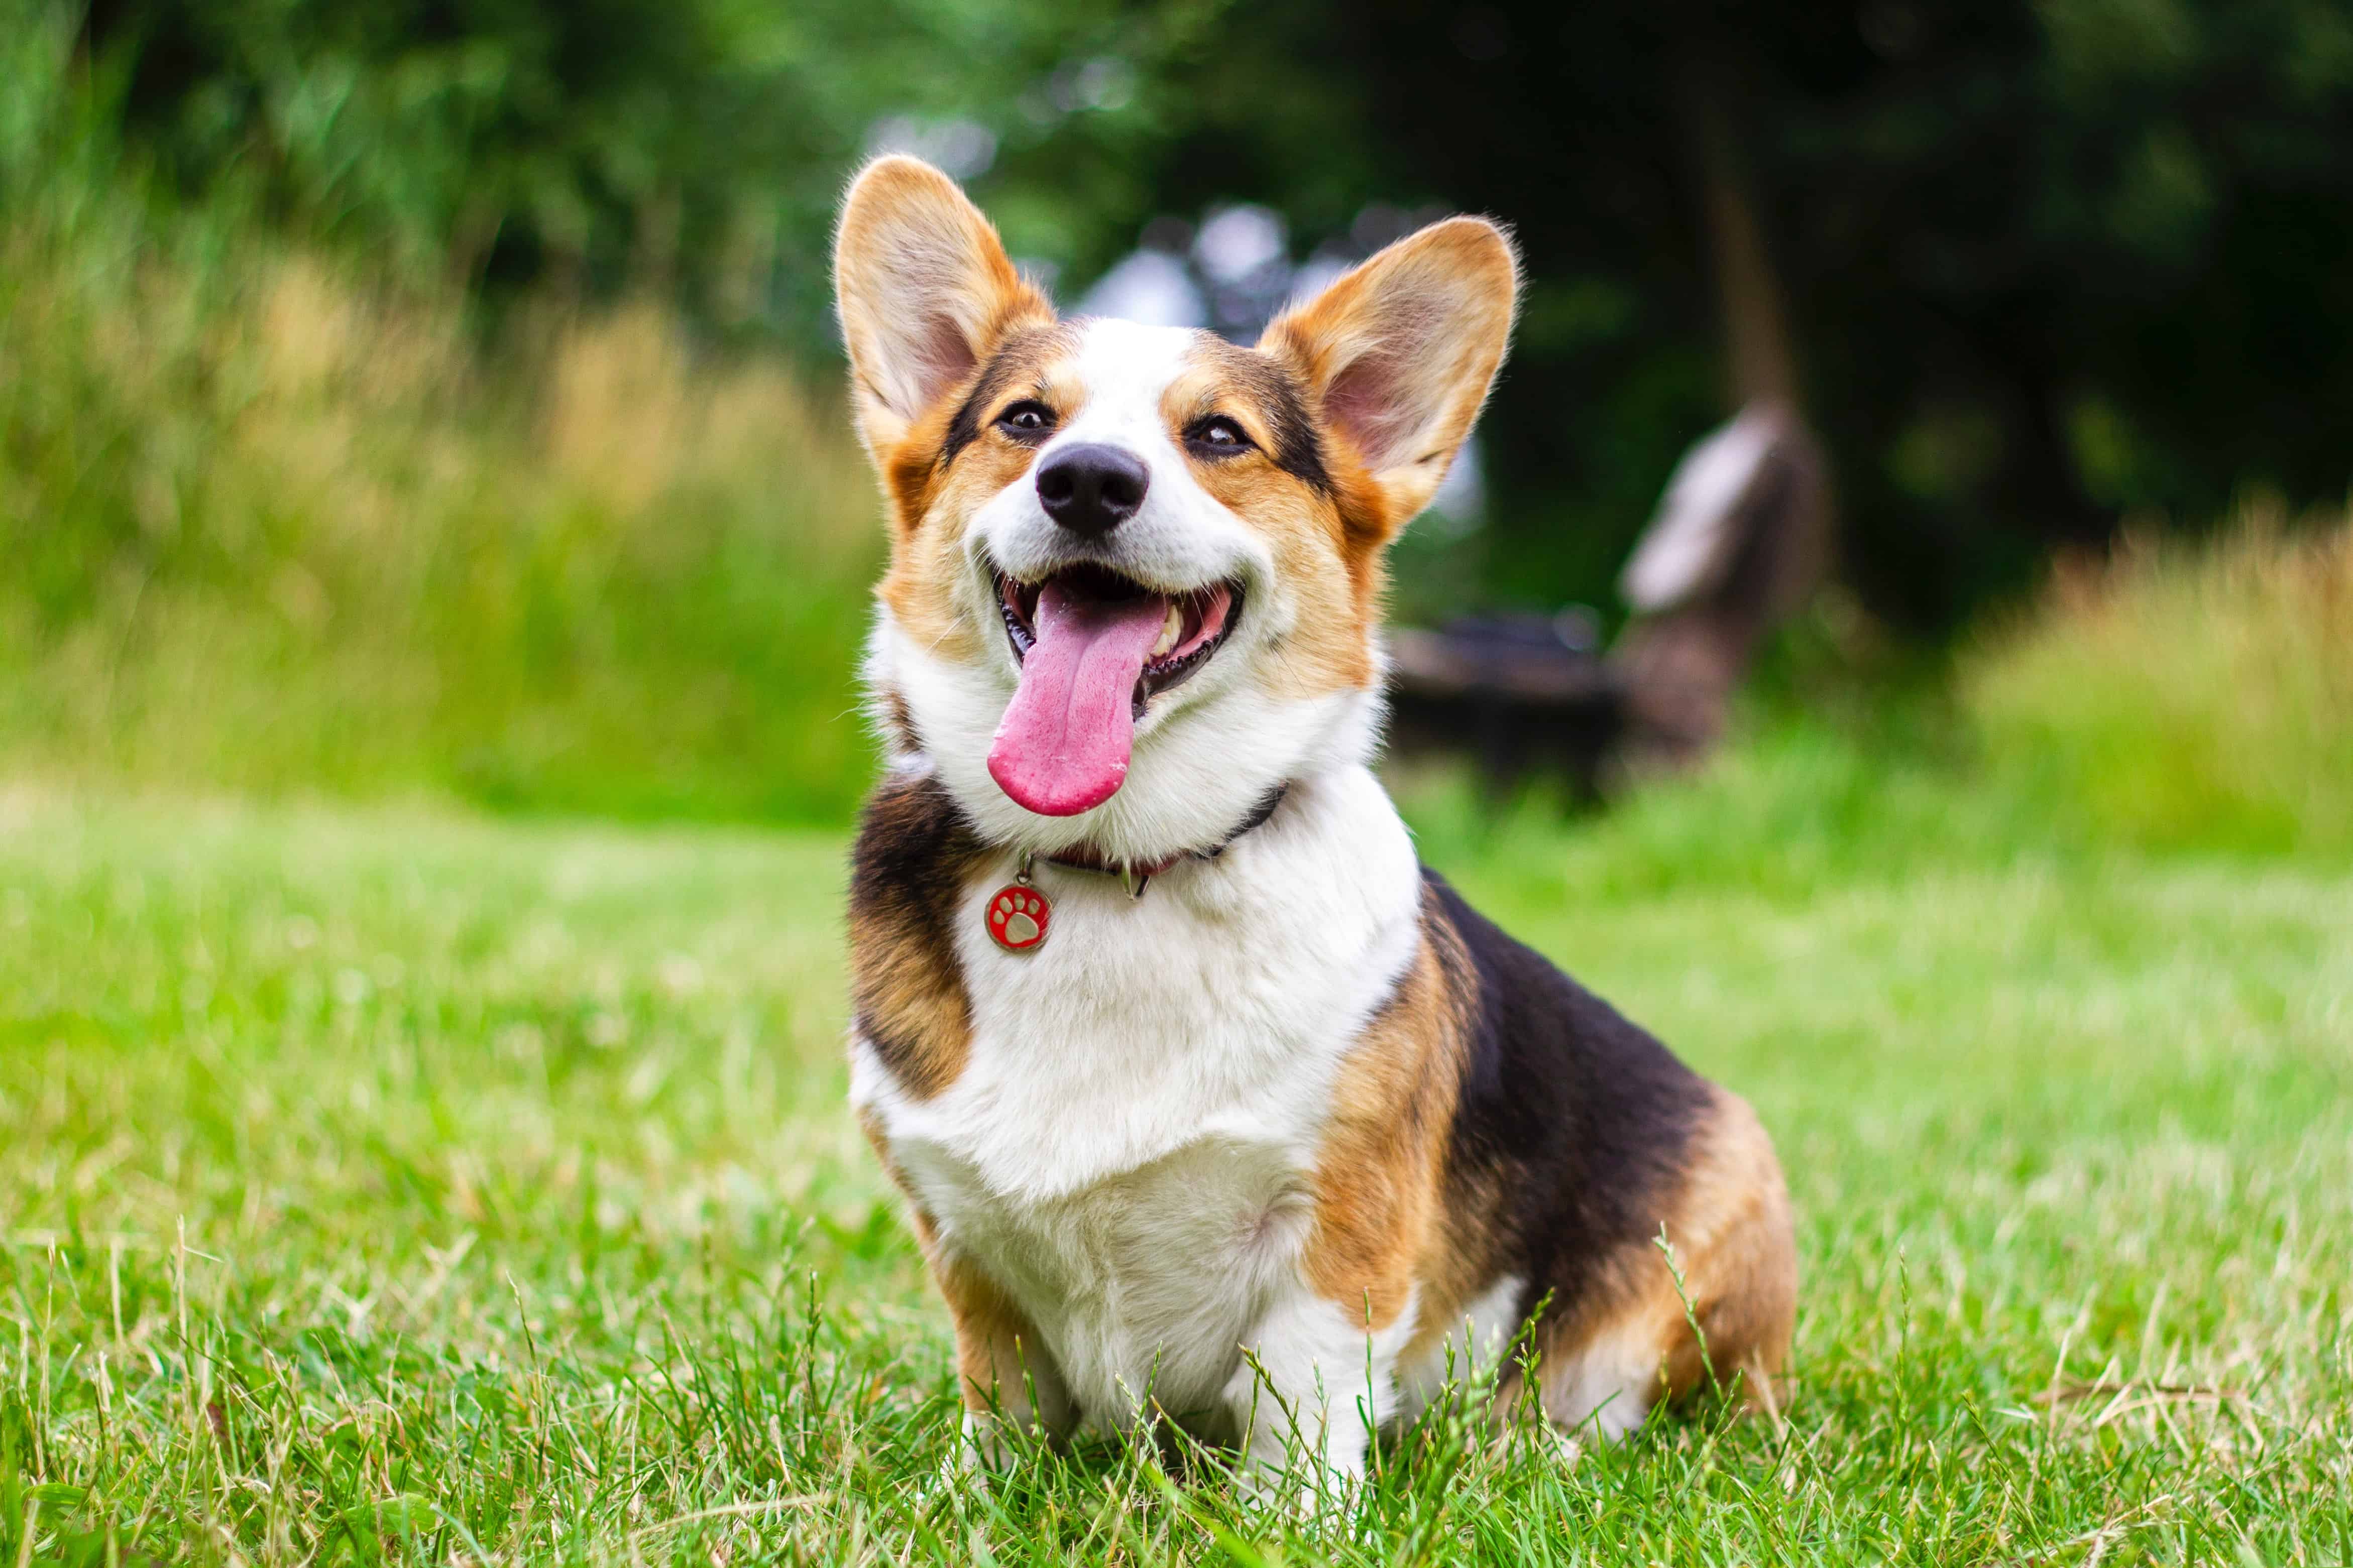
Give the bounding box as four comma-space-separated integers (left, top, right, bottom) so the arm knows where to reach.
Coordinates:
0, 8, 884, 824
1962, 509, 2353, 860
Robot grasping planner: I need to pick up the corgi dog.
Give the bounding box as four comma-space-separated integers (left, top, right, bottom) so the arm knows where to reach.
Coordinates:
834, 156, 1796, 1499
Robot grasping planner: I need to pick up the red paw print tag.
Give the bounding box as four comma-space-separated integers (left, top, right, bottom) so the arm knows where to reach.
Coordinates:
985, 869, 1051, 953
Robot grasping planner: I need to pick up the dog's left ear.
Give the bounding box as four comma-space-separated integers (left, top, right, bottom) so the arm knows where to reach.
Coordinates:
1261, 217, 1519, 529
834, 155, 1053, 455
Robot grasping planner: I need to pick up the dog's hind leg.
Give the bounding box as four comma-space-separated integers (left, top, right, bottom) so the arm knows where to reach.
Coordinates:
1541, 1088, 1797, 1440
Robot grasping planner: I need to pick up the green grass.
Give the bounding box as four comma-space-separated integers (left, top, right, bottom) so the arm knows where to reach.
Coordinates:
4, 738, 2348, 1564
6, 9, 2348, 1557
1961, 513, 2353, 861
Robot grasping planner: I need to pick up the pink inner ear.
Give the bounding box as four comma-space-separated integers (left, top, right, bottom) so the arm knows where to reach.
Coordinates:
1326, 348, 1424, 469
911, 310, 978, 409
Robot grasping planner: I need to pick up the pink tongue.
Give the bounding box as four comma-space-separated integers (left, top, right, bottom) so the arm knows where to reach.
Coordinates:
988, 582, 1170, 816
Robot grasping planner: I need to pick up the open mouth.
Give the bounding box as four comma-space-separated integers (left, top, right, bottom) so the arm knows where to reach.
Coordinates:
994, 562, 1240, 714
984, 561, 1241, 817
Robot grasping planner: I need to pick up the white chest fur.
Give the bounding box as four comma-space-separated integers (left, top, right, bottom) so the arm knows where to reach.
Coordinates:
850, 766, 1423, 1427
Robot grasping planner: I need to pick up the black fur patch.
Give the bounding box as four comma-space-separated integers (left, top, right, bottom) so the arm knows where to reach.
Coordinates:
1422, 869, 1711, 1325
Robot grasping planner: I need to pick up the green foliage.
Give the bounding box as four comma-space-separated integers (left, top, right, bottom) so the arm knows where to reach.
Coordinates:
1154, 0, 2353, 627
9, 0, 2351, 838
2, 778, 2347, 1560
71, 0, 1235, 352
0, 271, 885, 821
54, 0, 2353, 634
2, 6, 888, 823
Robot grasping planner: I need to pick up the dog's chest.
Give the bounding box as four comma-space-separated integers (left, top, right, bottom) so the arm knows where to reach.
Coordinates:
901, 1129, 1308, 1426
852, 771, 1423, 1422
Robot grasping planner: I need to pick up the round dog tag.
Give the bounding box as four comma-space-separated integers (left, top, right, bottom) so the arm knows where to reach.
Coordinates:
986, 882, 1050, 952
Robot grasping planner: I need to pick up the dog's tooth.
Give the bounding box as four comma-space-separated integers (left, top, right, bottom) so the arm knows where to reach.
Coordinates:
1151, 604, 1181, 658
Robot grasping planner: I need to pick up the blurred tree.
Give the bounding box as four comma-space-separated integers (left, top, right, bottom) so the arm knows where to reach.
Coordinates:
72, 0, 1215, 339
1128, 0, 2353, 631
66, 0, 2353, 634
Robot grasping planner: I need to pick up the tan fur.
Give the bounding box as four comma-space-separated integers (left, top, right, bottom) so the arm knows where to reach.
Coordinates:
1261, 217, 1520, 527
859, 1107, 1067, 1435
846, 775, 987, 1099
1535, 1088, 1797, 1414
875, 686, 922, 755
1298, 919, 1465, 1333
1238, 220, 1521, 700
859, 1114, 1066, 1436
927, 1218, 1073, 1437
1307, 891, 1796, 1422
834, 157, 1054, 454
872, 387, 983, 655
1650, 1089, 1798, 1403
837, 157, 1058, 660
1160, 345, 1381, 699
875, 325, 1087, 654
1301, 892, 1527, 1367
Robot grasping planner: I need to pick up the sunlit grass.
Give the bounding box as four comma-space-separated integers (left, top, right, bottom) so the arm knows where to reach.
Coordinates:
4, 762, 2346, 1563
4, 13, 2350, 1555
1963, 508, 2353, 860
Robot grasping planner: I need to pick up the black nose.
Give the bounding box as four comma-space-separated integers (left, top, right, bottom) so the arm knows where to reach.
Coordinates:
1035, 443, 1149, 538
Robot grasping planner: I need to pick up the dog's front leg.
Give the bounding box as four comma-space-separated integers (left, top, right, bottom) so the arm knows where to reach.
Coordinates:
926, 1244, 1074, 1474
1219, 1279, 1409, 1513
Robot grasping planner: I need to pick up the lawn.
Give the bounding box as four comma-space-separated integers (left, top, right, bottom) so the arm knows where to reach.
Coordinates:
3, 740, 2347, 1566
5, 11, 2348, 1555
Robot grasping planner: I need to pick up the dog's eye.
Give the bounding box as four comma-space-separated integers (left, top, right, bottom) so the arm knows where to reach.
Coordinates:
1187, 415, 1252, 455
996, 401, 1055, 439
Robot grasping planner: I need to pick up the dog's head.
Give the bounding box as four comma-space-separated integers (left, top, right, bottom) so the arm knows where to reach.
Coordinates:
836, 156, 1517, 862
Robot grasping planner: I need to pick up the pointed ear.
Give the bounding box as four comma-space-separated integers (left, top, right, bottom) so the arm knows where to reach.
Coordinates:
1261, 217, 1519, 526
833, 156, 1053, 453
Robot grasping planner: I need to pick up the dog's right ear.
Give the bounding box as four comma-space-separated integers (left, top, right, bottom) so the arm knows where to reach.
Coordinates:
834, 156, 1052, 455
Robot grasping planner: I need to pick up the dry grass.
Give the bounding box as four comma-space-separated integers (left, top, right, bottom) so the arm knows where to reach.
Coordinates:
1, 216, 882, 821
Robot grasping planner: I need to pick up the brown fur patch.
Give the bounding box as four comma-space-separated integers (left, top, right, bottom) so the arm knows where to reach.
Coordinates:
882, 1199, 1072, 1435
931, 1225, 1071, 1432
848, 772, 992, 1098
1308, 885, 1794, 1416
1650, 1089, 1798, 1402
865, 1084, 1068, 1434
1301, 884, 1485, 1338
1536, 1087, 1797, 1412
835, 156, 1063, 660
874, 686, 922, 755
938, 322, 1088, 469
833, 156, 1054, 454
1167, 337, 1332, 494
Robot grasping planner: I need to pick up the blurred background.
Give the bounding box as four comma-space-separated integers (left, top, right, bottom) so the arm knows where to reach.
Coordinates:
3, 0, 2347, 848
